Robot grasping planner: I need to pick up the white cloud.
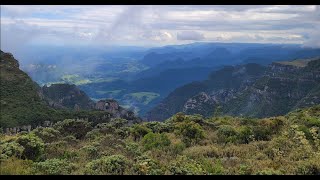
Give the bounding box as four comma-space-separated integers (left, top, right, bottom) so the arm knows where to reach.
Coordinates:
0, 5, 319, 52
177, 31, 205, 41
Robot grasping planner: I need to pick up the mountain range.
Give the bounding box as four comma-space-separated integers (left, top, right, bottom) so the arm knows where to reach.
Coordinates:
147, 57, 320, 121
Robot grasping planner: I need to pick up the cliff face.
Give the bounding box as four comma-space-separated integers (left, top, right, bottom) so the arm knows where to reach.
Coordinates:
147, 58, 320, 121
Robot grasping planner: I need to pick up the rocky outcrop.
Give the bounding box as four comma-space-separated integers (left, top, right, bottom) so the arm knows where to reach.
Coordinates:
95, 99, 138, 121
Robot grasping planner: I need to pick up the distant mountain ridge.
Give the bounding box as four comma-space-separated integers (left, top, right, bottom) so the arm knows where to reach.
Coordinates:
147, 57, 320, 121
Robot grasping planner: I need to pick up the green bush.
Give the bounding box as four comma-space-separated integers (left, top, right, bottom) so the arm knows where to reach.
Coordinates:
85, 155, 129, 175
53, 119, 92, 139
85, 129, 102, 141
170, 112, 186, 123
182, 145, 219, 158
142, 132, 171, 151
95, 123, 115, 134
125, 142, 142, 157
145, 121, 173, 133
109, 118, 128, 129
0, 141, 24, 158
114, 127, 129, 139
32, 127, 61, 143
81, 145, 99, 159
133, 156, 164, 175
168, 155, 205, 175
217, 125, 238, 143
16, 133, 44, 161
169, 142, 186, 155
175, 121, 204, 146
33, 158, 76, 175
238, 126, 254, 144
130, 124, 151, 141
295, 158, 320, 175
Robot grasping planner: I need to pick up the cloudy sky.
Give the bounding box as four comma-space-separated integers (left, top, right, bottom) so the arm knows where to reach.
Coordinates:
1, 5, 320, 53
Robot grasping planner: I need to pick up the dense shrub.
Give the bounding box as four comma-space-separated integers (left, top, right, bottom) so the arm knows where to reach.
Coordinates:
109, 118, 128, 129
216, 125, 238, 143
133, 155, 164, 175
295, 157, 320, 175
32, 127, 61, 143
238, 126, 254, 144
85, 155, 129, 175
0, 141, 24, 158
53, 119, 92, 139
16, 133, 44, 161
130, 124, 151, 141
145, 121, 173, 133
142, 132, 171, 151
81, 145, 99, 159
182, 145, 219, 158
33, 158, 76, 175
175, 121, 204, 146
95, 123, 116, 135
125, 142, 142, 157
168, 155, 205, 175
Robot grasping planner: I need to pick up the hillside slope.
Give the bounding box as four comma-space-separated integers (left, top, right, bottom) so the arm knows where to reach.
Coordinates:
0, 50, 55, 127
0, 50, 140, 128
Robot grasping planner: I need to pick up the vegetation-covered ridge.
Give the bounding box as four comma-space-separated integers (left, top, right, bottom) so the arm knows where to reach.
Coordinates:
1, 105, 319, 175
0, 50, 140, 129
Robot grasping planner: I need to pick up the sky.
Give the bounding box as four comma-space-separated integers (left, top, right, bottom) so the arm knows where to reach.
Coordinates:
1, 5, 320, 54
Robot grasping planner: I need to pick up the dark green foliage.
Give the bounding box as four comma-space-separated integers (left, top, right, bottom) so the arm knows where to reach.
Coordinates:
41, 83, 94, 110
142, 132, 171, 151
168, 155, 205, 175
33, 158, 76, 175
85, 155, 129, 175
53, 119, 92, 139
0, 51, 62, 128
0, 141, 24, 158
133, 156, 164, 175
144, 121, 173, 133
32, 127, 61, 143
130, 124, 151, 141
217, 125, 238, 143
16, 133, 44, 161
109, 118, 128, 129
175, 121, 204, 146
